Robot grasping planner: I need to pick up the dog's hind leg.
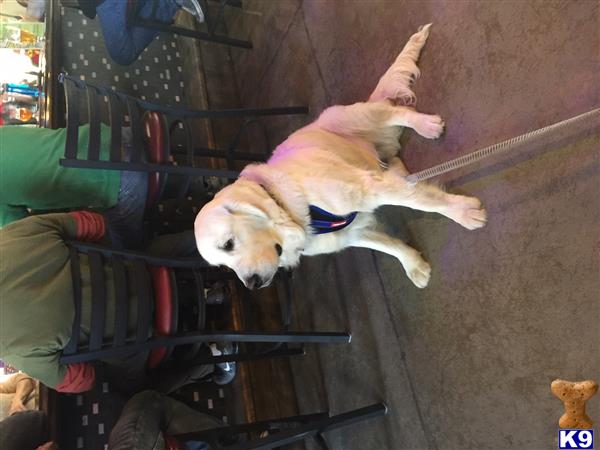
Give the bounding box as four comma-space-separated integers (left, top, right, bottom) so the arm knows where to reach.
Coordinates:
350, 227, 432, 288
317, 101, 444, 143
369, 23, 432, 106
315, 25, 436, 161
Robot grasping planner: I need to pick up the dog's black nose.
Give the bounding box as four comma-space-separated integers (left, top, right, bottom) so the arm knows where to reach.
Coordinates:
246, 274, 263, 289
275, 244, 282, 256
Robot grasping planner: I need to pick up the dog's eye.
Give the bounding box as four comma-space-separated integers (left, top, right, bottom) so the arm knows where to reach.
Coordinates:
222, 239, 234, 252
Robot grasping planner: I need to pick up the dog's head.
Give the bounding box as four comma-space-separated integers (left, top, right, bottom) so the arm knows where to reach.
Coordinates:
194, 179, 306, 289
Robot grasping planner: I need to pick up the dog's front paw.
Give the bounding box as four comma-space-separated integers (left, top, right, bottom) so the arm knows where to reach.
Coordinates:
413, 114, 445, 139
460, 207, 487, 230
450, 196, 487, 230
406, 258, 431, 289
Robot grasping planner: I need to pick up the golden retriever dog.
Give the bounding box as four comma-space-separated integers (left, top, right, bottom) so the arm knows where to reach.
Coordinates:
194, 24, 486, 289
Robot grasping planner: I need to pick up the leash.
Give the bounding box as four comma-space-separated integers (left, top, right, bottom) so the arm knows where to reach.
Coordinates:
405, 108, 600, 184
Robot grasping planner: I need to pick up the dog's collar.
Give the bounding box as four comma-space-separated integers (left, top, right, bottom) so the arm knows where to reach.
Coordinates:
308, 205, 358, 234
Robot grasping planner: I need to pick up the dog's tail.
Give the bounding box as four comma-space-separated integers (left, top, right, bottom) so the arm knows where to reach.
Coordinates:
368, 23, 432, 106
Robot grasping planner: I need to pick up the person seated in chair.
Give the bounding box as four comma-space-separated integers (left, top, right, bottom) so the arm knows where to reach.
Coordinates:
0, 125, 146, 249
0, 211, 236, 395
62, 0, 205, 65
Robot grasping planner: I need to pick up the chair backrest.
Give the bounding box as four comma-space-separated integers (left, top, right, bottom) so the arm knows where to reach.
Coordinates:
60, 240, 211, 365
59, 73, 241, 180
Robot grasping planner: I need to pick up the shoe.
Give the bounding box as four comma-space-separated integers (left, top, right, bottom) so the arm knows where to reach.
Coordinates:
179, 0, 205, 24
205, 176, 228, 195
205, 282, 227, 305
210, 342, 239, 385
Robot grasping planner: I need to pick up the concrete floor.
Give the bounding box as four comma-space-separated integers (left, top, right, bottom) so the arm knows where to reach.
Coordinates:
223, 1, 599, 449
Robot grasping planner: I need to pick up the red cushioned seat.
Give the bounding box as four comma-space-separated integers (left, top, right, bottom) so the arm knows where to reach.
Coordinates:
143, 111, 169, 210
147, 266, 178, 369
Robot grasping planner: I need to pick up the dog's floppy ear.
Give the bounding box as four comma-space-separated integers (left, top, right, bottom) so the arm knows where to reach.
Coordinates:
223, 201, 269, 220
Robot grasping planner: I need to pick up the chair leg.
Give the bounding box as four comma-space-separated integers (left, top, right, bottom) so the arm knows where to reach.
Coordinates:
222, 404, 388, 450
313, 433, 331, 450
60, 331, 350, 364
132, 18, 253, 48
166, 330, 352, 346
175, 412, 330, 444
180, 346, 306, 365
172, 147, 265, 162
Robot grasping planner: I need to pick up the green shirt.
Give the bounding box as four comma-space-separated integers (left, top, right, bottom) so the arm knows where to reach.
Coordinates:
0, 125, 121, 227
0, 213, 142, 388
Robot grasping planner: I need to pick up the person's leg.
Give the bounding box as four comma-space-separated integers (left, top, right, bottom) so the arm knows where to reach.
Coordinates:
108, 390, 167, 450
0, 410, 48, 450
165, 394, 223, 450
164, 394, 224, 435
9, 375, 36, 415
104, 170, 149, 249
148, 359, 215, 394
96, 0, 181, 65
104, 127, 149, 249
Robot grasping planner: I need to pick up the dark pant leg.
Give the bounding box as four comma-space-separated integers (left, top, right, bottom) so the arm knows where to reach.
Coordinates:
0, 410, 48, 450
147, 352, 215, 394
165, 395, 224, 450
108, 390, 166, 450
104, 127, 149, 250
104, 170, 149, 250
103, 346, 215, 395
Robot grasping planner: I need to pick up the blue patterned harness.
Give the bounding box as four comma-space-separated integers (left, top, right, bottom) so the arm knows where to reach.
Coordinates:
309, 205, 358, 235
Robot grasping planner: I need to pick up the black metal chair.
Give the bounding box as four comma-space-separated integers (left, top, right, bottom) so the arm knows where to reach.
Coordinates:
59, 240, 350, 368
58, 73, 306, 208
167, 403, 388, 449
